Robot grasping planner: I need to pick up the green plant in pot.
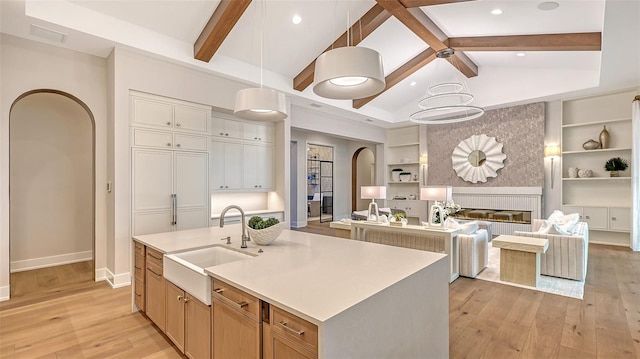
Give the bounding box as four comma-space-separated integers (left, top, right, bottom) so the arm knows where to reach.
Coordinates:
247, 216, 284, 245
604, 157, 628, 177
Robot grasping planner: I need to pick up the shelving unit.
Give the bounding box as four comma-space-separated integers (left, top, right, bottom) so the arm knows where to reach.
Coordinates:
561, 90, 634, 247
386, 125, 426, 224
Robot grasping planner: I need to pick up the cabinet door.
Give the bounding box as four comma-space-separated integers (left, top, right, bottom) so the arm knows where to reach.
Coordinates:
256, 124, 273, 143
132, 128, 173, 149
258, 145, 273, 189
165, 281, 185, 352
609, 207, 630, 231
212, 300, 261, 359
583, 207, 608, 230
133, 211, 172, 236
270, 333, 317, 359
210, 141, 226, 190
176, 207, 209, 231
131, 97, 173, 128
243, 144, 259, 189
561, 206, 584, 221
213, 118, 243, 139
224, 142, 243, 190
174, 133, 208, 151
175, 152, 208, 208
174, 105, 209, 133
145, 264, 166, 331
185, 294, 211, 359
132, 149, 173, 211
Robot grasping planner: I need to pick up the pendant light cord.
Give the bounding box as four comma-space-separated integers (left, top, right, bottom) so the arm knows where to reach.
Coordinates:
260, 0, 265, 88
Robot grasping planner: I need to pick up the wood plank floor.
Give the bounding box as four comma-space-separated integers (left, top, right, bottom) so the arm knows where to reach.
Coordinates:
1, 226, 638, 358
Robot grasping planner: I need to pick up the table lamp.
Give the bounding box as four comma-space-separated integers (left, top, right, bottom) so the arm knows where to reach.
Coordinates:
420, 186, 452, 228
361, 186, 387, 223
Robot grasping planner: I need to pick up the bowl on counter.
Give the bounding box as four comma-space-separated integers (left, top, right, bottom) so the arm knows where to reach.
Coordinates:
247, 222, 287, 245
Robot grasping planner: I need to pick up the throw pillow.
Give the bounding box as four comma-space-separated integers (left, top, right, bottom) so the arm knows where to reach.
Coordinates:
546, 210, 580, 235
445, 217, 460, 230
459, 221, 479, 235
537, 220, 552, 234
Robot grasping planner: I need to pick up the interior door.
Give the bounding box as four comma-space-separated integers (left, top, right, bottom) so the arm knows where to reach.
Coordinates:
319, 160, 333, 223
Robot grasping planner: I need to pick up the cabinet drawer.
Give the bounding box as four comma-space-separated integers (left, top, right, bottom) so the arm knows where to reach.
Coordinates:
134, 278, 145, 311
271, 306, 318, 355
133, 128, 173, 148
211, 278, 260, 322
146, 260, 163, 279
173, 133, 207, 151
134, 254, 145, 280
135, 242, 145, 257
146, 247, 164, 269
609, 207, 630, 231
583, 207, 608, 230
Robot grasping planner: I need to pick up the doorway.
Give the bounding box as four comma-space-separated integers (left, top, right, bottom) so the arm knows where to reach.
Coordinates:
9, 90, 95, 299
306, 144, 334, 223
351, 147, 376, 212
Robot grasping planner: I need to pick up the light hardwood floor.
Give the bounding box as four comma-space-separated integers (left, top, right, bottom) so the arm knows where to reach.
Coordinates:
1, 227, 638, 358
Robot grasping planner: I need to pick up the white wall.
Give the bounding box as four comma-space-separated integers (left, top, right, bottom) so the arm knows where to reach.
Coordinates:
10, 93, 93, 271
0, 34, 108, 299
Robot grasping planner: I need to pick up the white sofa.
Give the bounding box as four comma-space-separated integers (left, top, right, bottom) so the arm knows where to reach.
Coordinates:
458, 221, 492, 278
514, 219, 589, 281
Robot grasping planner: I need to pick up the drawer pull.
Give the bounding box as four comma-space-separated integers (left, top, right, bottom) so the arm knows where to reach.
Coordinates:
585, 216, 590, 220
147, 267, 161, 277
166, 122, 171, 126
167, 143, 172, 147
177, 295, 183, 301
135, 265, 141, 270
279, 321, 304, 335
148, 253, 162, 261
213, 289, 249, 309
213, 288, 225, 294
176, 123, 181, 127
612, 217, 617, 221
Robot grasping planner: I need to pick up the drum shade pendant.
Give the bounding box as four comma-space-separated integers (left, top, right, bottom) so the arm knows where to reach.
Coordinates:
313, 46, 385, 100
234, 88, 287, 121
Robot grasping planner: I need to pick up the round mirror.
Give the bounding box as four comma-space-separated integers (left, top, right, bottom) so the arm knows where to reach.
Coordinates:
468, 150, 486, 167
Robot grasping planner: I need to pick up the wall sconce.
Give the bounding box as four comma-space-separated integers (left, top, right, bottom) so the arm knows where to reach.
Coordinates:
544, 144, 561, 189
419, 155, 429, 186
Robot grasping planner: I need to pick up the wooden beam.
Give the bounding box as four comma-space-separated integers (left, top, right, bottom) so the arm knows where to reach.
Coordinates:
353, 48, 437, 109
376, 0, 478, 78
448, 32, 602, 51
194, 0, 252, 62
400, 0, 474, 8
293, 4, 391, 92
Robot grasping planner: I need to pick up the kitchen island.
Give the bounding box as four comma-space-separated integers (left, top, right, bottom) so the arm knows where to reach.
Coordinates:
133, 224, 449, 358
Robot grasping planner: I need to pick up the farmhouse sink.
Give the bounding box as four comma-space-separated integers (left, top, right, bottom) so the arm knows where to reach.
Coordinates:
164, 245, 254, 305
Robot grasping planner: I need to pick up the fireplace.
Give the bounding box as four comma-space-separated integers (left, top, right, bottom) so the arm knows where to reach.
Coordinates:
451, 187, 542, 236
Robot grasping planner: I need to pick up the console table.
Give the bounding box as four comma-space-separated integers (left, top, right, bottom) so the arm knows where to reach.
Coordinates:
350, 221, 459, 283
493, 235, 549, 286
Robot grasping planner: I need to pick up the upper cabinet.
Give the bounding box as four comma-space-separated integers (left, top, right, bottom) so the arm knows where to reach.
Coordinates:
561, 90, 635, 247
130, 91, 210, 134
212, 117, 243, 139
243, 122, 273, 143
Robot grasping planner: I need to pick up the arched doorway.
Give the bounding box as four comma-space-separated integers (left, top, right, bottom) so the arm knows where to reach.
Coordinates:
351, 147, 376, 212
9, 90, 95, 298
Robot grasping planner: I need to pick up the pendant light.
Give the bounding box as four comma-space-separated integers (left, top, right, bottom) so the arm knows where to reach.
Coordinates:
234, 1, 288, 121
312, 2, 385, 100
409, 48, 484, 124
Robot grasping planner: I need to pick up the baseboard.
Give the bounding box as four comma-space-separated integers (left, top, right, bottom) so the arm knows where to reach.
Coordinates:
0, 286, 9, 302
95, 267, 108, 282
103, 267, 131, 288
10, 251, 93, 273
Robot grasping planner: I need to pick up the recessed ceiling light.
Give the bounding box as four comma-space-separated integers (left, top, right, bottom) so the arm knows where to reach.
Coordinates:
410, 81, 417, 87
516, 52, 526, 57
490, 9, 503, 15
537, 2, 559, 11
292, 14, 302, 24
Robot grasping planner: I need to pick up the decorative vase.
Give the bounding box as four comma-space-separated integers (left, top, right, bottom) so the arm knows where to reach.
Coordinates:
578, 169, 592, 178
391, 170, 402, 182
610, 170, 619, 177
582, 139, 600, 150
599, 125, 610, 149
399, 173, 411, 182
568, 167, 579, 178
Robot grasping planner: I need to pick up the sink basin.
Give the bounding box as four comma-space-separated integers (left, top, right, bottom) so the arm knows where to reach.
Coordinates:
164, 245, 254, 305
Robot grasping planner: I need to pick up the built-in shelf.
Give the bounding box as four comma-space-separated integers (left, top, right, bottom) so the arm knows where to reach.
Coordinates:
388, 142, 420, 148
562, 177, 631, 181
562, 117, 630, 128
388, 162, 419, 166
563, 148, 631, 155
388, 181, 419, 184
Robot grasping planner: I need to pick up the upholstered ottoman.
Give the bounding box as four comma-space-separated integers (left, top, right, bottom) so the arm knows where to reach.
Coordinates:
459, 229, 489, 278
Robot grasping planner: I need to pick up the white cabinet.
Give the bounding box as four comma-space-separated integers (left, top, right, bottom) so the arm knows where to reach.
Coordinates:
243, 144, 273, 190
210, 141, 243, 191
132, 149, 209, 236
243, 122, 273, 143
561, 90, 634, 246
132, 128, 208, 152
212, 117, 243, 139
130, 92, 210, 133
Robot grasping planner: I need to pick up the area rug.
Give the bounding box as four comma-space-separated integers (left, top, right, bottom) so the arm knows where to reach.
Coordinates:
476, 242, 584, 300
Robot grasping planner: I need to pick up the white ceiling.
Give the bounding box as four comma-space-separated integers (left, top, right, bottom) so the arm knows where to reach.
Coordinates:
2, 0, 639, 127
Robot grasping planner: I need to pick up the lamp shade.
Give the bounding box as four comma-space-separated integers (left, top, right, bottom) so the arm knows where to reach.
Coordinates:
313, 47, 385, 100
234, 88, 288, 121
420, 186, 452, 202
544, 144, 561, 157
361, 186, 387, 200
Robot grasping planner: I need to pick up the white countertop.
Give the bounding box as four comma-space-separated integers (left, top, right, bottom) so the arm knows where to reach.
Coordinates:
133, 225, 446, 326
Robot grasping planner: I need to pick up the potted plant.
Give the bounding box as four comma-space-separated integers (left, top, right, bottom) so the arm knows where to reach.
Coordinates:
604, 157, 628, 177
399, 171, 412, 182
247, 216, 285, 245
391, 168, 403, 182
390, 212, 407, 227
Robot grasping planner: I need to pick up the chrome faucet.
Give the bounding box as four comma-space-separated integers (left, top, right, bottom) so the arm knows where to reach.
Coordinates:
220, 205, 250, 248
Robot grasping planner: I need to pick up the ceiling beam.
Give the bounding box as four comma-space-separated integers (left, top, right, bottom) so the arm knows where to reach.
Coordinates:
293, 4, 392, 92
353, 48, 437, 109
448, 32, 602, 51
400, 0, 475, 8
376, 0, 478, 78
194, 0, 252, 62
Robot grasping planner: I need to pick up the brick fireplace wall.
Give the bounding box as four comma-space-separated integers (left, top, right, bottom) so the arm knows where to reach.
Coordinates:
426, 102, 545, 187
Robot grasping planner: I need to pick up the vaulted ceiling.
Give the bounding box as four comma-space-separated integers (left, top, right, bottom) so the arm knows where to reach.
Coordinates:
2, 0, 638, 127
